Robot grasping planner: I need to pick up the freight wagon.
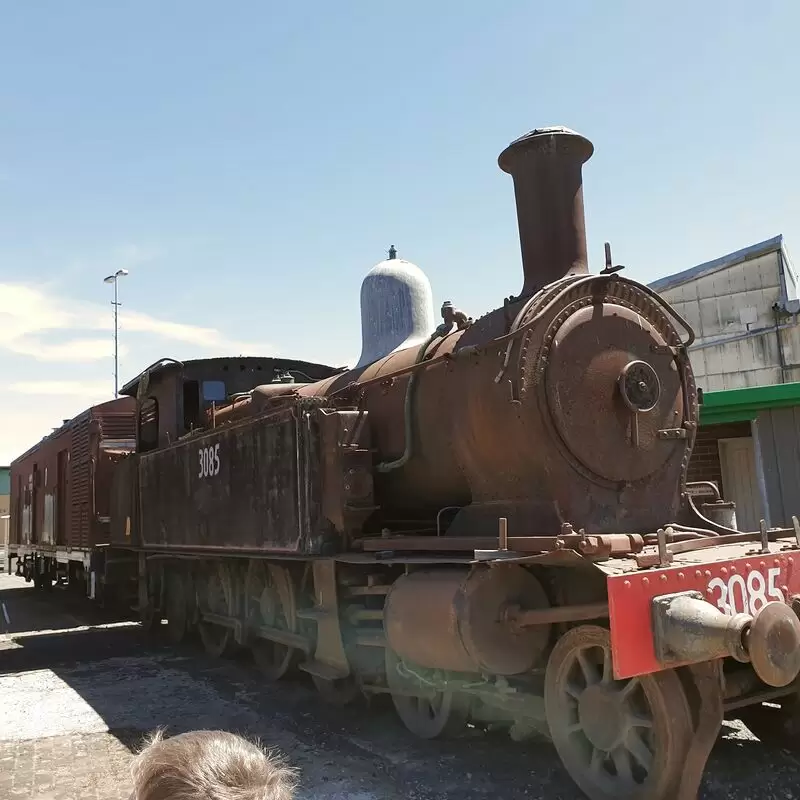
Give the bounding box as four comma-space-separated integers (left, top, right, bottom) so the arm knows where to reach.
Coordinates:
8, 396, 136, 592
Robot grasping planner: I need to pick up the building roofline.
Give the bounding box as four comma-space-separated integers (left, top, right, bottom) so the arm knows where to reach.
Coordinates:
700, 380, 800, 426
649, 234, 784, 294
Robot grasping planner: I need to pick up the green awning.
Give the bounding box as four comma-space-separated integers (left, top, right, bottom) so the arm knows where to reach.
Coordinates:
700, 381, 800, 426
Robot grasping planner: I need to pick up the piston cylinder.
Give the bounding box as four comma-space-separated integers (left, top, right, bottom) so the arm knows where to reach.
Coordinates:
383, 565, 552, 675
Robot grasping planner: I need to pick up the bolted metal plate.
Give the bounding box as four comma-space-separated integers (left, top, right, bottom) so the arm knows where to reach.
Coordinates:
606, 547, 800, 680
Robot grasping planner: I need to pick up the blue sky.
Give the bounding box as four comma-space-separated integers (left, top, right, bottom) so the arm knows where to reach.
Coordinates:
1, 1, 799, 463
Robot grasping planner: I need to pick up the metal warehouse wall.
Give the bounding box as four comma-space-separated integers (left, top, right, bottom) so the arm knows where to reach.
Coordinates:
754, 407, 800, 527
658, 249, 800, 390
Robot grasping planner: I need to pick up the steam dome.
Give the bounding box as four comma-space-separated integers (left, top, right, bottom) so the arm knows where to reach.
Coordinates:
356, 247, 436, 369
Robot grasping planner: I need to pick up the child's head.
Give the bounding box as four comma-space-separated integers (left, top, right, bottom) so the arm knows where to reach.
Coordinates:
130, 729, 297, 800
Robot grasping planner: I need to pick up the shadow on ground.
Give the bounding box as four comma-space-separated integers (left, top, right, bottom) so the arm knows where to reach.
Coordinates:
1, 575, 800, 800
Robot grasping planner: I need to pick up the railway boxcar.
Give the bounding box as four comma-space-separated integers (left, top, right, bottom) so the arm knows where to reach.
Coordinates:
8, 396, 136, 590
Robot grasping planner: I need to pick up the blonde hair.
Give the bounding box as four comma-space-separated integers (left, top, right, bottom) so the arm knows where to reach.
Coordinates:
130, 729, 297, 800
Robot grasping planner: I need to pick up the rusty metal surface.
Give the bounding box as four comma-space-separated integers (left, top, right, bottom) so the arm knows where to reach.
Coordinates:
109, 453, 139, 546
606, 538, 800, 679
360, 532, 644, 557
384, 570, 476, 673
384, 565, 551, 675
138, 405, 321, 554
157, 125, 696, 545
293, 264, 696, 542
676, 661, 724, 800
8, 397, 136, 552
497, 127, 593, 297
121, 356, 341, 452
746, 601, 800, 687
543, 623, 693, 799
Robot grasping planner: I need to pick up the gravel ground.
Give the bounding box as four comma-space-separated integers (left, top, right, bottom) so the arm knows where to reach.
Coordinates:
1, 573, 800, 799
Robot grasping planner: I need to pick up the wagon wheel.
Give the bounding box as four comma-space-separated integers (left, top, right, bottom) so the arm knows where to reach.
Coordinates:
164, 571, 191, 646
385, 648, 469, 739
311, 673, 361, 707
738, 695, 800, 750
544, 625, 692, 800
198, 563, 236, 658
245, 561, 299, 681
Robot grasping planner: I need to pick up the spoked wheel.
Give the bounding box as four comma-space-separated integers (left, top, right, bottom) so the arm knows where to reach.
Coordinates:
164, 571, 190, 645
198, 563, 236, 658
245, 561, 299, 681
739, 695, 800, 749
385, 648, 469, 739
544, 625, 692, 800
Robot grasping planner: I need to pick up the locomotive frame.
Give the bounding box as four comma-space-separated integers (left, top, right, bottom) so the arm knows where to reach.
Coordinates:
9, 126, 800, 800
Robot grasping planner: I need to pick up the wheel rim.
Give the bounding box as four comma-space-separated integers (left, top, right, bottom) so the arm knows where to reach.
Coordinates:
544, 625, 691, 800
165, 573, 188, 645
198, 565, 233, 658
245, 562, 296, 680
385, 649, 468, 739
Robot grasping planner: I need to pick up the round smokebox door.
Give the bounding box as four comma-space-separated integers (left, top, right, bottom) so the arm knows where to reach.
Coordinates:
544, 302, 685, 484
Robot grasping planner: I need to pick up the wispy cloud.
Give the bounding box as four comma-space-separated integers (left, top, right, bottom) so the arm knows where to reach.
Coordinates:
0, 281, 266, 363
8, 380, 112, 398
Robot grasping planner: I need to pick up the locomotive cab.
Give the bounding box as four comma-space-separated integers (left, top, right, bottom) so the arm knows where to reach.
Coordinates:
109, 355, 344, 548
120, 356, 343, 451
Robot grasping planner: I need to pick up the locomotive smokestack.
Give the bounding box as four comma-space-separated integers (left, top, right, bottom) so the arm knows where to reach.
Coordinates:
498, 126, 594, 297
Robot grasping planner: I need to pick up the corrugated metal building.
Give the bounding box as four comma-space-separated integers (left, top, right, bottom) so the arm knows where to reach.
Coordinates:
690, 383, 800, 531
649, 235, 800, 390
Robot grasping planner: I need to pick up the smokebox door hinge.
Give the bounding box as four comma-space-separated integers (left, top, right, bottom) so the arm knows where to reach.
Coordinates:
656, 427, 688, 440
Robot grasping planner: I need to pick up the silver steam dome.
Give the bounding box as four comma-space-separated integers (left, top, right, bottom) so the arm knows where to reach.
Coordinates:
356, 246, 436, 369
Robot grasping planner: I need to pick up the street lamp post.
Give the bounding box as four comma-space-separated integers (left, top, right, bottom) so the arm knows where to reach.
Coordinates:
103, 269, 129, 398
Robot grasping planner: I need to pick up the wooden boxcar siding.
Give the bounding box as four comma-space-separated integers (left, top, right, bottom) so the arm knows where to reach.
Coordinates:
90, 403, 137, 546
9, 398, 136, 550
138, 408, 324, 554
69, 414, 92, 548
9, 427, 72, 547
753, 407, 800, 528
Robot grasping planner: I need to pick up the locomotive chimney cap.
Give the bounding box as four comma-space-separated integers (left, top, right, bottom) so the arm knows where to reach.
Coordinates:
498, 126, 594, 173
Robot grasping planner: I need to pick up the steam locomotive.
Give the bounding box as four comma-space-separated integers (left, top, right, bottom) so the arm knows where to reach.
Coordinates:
9, 126, 800, 800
